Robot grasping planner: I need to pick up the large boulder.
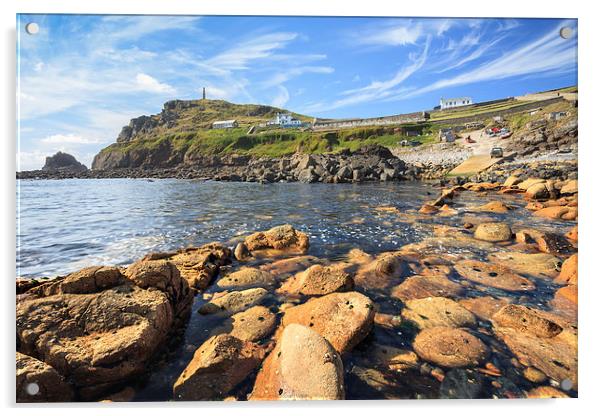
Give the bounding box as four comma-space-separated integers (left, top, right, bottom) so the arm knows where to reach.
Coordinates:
474, 222, 513, 242
210, 306, 277, 342
280, 291, 375, 353
250, 324, 345, 400
554, 254, 578, 285
244, 225, 310, 253
152, 243, 231, 291
16, 352, 74, 402
216, 267, 275, 289
173, 334, 268, 401
412, 327, 489, 368
278, 264, 353, 296
16, 261, 193, 400
401, 297, 477, 329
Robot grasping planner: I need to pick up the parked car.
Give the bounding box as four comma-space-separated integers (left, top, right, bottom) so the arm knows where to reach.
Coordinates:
490, 147, 504, 158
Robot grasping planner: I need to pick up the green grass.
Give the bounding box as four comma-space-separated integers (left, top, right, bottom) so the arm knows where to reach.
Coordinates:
103, 123, 439, 159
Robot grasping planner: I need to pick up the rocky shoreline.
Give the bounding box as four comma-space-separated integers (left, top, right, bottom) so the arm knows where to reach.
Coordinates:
15, 144, 578, 185
16, 173, 578, 402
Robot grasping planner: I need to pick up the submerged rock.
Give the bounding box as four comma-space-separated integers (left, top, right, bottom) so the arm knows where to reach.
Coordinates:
401, 297, 477, 329
281, 291, 375, 353
391, 275, 465, 301
488, 252, 561, 279
16, 261, 193, 400
413, 327, 489, 368
455, 260, 535, 292
526, 386, 570, 398
368, 344, 419, 372
354, 253, 410, 290
458, 296, 510, 321
492, 305, 577, 387
250, 324, 345, 400
198, 288, 268, 315
173, 334, 268, 401
439, 368, 485, 399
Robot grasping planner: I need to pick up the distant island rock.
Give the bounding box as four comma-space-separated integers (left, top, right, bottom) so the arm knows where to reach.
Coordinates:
42, 151, 88, 172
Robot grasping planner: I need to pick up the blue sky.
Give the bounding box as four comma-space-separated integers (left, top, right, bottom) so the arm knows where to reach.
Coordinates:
17, 15, 577, 170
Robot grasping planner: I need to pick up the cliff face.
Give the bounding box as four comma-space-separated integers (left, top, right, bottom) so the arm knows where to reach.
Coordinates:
91, 99, 293, 170
43, 151, 87, 172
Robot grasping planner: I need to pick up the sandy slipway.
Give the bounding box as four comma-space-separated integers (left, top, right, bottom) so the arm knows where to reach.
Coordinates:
16, 174, 578, 402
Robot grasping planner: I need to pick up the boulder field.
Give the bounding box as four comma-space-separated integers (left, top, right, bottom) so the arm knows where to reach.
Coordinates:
16, 172, 578, 401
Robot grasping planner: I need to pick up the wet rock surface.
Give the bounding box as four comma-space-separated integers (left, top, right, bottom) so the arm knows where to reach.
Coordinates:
16, 260, 193, 400
250, 324, 345, 400
413, 327, 489, 368
173, 334, 268, 401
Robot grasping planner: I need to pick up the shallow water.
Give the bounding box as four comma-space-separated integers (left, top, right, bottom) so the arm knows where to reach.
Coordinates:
16, 178, 576, 400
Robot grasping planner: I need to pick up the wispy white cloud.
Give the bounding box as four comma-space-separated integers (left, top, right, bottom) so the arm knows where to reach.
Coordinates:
262, 66, 334, 88
135, 73, 176, 94
40, 133, 104, 145
206, 32, 298, 71
271, 86, 290, 108
399, 21, 577, 100
303, 39, 430, 113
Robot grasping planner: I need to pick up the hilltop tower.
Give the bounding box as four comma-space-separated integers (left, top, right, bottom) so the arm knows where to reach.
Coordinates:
202, 87, 206, 100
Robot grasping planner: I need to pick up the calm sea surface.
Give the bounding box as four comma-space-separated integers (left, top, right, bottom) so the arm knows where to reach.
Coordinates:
17, 178, 444, 278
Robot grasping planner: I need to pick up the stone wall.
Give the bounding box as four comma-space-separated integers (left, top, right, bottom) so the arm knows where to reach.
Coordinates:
429, 97, 565, 126
312, 111, 428, 130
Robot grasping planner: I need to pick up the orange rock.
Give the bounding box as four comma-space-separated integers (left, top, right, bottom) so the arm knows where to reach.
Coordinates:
474, 201, 513, 213
561, 210, 578, 221
555, 285, 577, 304
533, 206, 577, 220
280, 291, 375, 353
278, 264, 353, 296
526, 386, 570, 398
554, 254, 578, 285
173, 334, 268, 401
459, 296, 510, 321
419, 204, 439, 214
391, 275, 465, 301
250, 324, 344, 400
412, 327, 489, 368
565, 226, 578, 242
455, 260, 535, 292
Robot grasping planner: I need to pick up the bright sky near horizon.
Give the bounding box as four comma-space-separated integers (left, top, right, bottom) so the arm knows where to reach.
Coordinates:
17, 15, 577, 170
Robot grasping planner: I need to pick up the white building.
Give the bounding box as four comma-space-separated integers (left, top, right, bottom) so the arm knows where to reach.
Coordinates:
267, 112, 302, 127
212, 120, 238, 129
440, 97, 473, 110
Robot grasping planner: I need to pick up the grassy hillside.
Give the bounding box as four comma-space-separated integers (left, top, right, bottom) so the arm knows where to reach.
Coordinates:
100, 123, 438, 160
95, 87, 576, 165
